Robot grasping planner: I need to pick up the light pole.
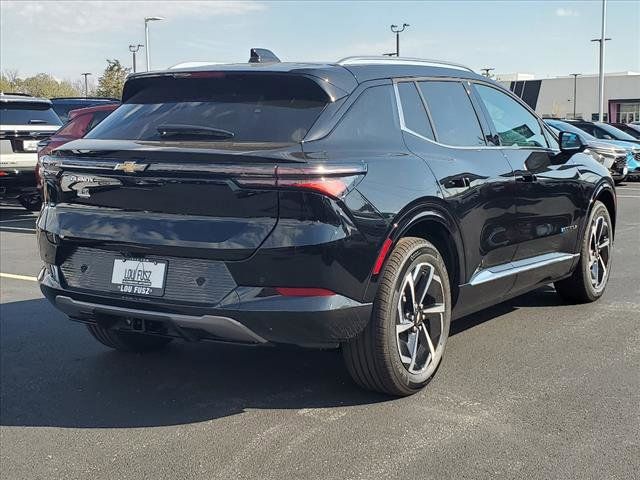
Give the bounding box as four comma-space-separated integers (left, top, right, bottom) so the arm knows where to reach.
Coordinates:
591, 0, 609, 122
144, 16, 164, 71
81, 72, 91, 98
129, 44, 144, 73
390, 23, 409, 57
481, 67, 495, 78
570, 73, 580, 119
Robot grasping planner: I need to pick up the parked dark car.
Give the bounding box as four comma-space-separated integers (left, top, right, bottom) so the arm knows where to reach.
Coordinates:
50, 97, 119, 124
568, 120, 640, 145
38, 54, 616, 396
545, 119, 630, 183
32, 103, 120, 210
0, 93, 61, 209
609, 123, 640, 139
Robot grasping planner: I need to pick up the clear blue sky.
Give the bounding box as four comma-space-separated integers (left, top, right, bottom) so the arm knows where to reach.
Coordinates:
1, 0, 638, 84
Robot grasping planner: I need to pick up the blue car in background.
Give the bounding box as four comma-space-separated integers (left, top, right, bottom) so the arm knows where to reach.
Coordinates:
544, 119, 638, 183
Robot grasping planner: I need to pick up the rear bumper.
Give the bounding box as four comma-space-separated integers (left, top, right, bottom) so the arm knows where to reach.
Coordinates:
39, 268, 372, 347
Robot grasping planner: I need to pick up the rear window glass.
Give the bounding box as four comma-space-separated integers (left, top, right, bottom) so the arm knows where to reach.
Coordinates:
0, 102, 61, 126
87, 74, 329, 143
418, 81, 486, 147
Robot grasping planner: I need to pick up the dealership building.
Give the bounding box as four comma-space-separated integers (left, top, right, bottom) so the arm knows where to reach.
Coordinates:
497, 71, 640, 123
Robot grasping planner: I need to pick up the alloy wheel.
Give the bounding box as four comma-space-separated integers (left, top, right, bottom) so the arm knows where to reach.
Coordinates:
396, 262, 446, 375
588, 215, 611, 291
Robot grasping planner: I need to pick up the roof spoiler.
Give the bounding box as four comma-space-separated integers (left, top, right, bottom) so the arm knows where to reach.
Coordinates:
249, 48, 280, 64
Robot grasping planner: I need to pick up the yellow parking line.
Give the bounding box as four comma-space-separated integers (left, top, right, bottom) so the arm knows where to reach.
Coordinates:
0, 272, 38, 282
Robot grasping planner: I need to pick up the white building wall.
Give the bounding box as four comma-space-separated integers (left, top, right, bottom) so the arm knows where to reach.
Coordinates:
499, 73, 640, 120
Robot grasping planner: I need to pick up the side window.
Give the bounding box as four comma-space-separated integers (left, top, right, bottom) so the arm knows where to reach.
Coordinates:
592, 126, 614, 140
329, 85, 403, 148
87, 110, 111, 134
475, 84, 548, 148
397, 82, 434, 140
417, 81, 486, 147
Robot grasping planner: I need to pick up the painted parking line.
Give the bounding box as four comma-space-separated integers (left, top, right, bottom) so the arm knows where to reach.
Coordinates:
0, 272, 38, 282
617, 195, 640, 198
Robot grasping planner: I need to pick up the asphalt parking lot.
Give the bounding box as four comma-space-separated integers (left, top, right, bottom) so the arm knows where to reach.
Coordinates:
1, 187, 639, 480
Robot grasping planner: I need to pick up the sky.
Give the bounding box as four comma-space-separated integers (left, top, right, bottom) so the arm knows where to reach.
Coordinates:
1, 0, 638, 85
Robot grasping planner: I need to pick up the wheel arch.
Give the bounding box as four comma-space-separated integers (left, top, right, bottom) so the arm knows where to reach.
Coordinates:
382, 203, 466, 307
591, 181, 617, 239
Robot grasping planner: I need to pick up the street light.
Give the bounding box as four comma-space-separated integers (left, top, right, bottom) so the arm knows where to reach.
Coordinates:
80, 72, 91, 98
591, 0, 609, 122
570, 73, 581, 119
144, 16, 164, 71
390, 23, 409, 57
129, 44, 144, 73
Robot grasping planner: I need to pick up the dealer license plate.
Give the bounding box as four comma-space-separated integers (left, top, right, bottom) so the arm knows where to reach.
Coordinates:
110, 258, 167, 297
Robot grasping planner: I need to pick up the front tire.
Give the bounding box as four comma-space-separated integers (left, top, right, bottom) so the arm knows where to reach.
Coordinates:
342, 237, 451, 396
86, 324, 173, 352
554, 200, 612, 303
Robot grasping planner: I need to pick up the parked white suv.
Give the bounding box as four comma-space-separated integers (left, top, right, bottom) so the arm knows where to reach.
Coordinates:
0, 93, 61, 208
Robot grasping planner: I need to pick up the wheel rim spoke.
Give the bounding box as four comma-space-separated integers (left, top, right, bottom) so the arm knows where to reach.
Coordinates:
421, 324, 436, 358
396, 322, 414, 334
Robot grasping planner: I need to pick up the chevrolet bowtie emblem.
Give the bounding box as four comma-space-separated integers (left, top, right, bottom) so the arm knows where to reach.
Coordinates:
114, 161, 148, 173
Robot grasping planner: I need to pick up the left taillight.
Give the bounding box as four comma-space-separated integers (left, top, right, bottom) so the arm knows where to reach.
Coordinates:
235, 163, 367, 199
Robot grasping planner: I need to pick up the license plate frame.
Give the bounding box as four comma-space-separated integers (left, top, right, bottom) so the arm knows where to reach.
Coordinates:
110, 258, 168, 297
22, 140, 38, 152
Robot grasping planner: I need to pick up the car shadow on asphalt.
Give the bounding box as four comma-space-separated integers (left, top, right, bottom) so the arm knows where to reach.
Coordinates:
0, 287, 562, 429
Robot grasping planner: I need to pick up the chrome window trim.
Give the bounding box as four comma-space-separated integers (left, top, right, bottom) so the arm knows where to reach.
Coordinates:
393, 76, 555, 153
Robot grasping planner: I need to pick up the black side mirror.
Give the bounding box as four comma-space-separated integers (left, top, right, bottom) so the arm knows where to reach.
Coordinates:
559, 131, 584, 152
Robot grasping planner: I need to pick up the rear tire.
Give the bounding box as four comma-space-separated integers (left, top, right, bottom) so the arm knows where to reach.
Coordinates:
86, 324, 173, 352
342, 237, 451, 396
554, 200, 612, 303
18, 193, 42, 212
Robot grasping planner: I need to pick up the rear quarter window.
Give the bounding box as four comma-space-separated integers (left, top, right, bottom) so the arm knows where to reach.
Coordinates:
327, 84, 403, 149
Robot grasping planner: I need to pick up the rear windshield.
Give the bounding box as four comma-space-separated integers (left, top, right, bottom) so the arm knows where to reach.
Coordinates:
86, 74, 329, 143
0, 102, 62, 126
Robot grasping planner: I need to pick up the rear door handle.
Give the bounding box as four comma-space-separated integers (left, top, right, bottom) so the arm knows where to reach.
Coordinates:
444, 176, 471, 189
516, 173, 537, 182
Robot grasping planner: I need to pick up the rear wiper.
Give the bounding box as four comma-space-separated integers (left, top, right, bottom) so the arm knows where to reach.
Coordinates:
28, 119, 47, 124
157, 124, 235, 140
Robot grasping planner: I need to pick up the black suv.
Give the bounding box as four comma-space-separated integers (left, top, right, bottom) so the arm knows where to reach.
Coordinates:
38, 54, 615, 396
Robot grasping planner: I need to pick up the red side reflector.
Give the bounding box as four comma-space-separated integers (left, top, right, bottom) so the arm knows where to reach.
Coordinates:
0, 171, 8, 177
275, 287, 336, 297
372, 238, 393, 275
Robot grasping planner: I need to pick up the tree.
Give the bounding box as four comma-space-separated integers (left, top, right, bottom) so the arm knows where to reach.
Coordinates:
0, 70, 82, 97
96, 59, 129, 99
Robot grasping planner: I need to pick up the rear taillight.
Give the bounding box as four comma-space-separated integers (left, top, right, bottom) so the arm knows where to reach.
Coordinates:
35, 162, 43, 189
235, 163, 366, 199
0, 171, 8, 177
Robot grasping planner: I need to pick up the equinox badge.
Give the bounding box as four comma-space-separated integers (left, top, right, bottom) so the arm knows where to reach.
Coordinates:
113, 161, 148, 173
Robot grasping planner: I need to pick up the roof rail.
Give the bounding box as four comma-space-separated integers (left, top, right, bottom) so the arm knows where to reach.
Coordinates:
0, 92, 33, 97
336, 56, 474, 73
